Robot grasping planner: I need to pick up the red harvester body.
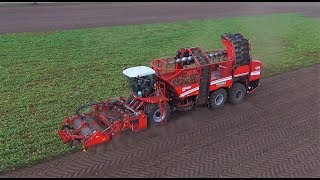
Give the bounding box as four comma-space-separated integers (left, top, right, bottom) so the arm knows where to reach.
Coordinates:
58, 32, 262, 148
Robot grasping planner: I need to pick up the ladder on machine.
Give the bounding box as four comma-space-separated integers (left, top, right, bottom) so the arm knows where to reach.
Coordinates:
190, 48, 211, 106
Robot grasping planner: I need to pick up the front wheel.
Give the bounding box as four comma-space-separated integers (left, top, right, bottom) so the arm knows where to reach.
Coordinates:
209, 88, 227, 109
144, 103, 170, 127
228, 82, 247, 105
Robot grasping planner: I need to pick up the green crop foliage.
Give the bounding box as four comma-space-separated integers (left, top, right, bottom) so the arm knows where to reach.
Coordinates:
0, 13, 319, 173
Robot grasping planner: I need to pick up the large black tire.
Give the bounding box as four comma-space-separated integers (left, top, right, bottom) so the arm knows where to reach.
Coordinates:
209, 88, 227, 109
228, 82, 247, 105
144, 103, 170, 127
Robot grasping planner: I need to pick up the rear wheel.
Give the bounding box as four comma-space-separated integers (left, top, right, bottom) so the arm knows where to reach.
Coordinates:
228, 82, 247, 105
144, 103, 170, 127
209, 88, 227, 109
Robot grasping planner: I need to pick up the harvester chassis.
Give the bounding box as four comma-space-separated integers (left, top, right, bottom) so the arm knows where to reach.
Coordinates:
58, 32, 262, 149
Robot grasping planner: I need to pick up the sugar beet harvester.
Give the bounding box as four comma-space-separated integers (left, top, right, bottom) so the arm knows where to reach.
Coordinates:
58, 33, 262, 148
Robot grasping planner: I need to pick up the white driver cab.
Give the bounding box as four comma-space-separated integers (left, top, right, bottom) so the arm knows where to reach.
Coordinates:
122, 66, 156, 97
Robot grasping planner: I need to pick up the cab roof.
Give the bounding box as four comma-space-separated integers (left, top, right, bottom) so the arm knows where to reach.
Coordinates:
122, 66, 155, 78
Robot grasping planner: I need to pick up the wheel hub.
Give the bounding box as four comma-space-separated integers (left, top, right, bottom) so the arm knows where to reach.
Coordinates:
235, 90, 243, 100
215, 94, 224, 105
153, 109, 165, 123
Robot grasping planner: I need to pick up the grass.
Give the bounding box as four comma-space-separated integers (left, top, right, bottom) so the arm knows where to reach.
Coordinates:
0, 13, 319, 173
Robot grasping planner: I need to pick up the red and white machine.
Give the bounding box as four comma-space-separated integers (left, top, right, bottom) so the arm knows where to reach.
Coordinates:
58, 32, 262, 148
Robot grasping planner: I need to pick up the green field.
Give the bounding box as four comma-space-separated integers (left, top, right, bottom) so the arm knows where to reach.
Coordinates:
0, 13, 319, 173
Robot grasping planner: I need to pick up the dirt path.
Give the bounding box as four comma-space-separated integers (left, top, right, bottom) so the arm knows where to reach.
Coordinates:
2, 64, 320, 177
0, 2, 319, 34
